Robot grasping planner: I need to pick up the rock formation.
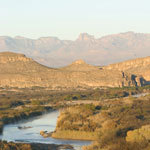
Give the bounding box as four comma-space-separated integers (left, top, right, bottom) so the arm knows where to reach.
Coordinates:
0, 52, 143, 89
104, 56, 150, 84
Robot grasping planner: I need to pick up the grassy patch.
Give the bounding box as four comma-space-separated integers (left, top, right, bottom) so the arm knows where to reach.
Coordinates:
52, 130, 98, 140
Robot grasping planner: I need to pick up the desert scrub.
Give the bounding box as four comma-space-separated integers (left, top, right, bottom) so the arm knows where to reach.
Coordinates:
52, 130, 98, 140
126, 125, 150, 142
56, 95, 150, 150
0, 141, 32, 150
52, 104, 102, 140
56, 104, 101, 132
0, 105, 52, 125
0, 141, 72, 150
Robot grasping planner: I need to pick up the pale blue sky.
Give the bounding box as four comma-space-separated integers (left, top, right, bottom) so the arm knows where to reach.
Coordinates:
0, 0, 150, 40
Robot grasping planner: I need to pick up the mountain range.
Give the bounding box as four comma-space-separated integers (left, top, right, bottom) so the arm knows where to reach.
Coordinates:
1, 32, 150, 67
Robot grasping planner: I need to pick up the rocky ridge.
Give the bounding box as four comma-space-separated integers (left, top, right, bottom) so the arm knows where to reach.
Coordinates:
0, 52, 145, 89
104, 56, 150, 82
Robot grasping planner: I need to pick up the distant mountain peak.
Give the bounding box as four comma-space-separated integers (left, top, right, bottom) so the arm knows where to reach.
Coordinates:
14, 36, 27, 40
77, 33, 95, 41
1, 31, 150, 67
121, 31, 135, 35
62, 59, 99, 72
38, 37, 59, 40
72, 59, 86, 65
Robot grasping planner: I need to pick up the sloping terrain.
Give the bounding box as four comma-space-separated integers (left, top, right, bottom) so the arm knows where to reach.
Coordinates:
104, 56, 150, 83
0, 52, 141, 89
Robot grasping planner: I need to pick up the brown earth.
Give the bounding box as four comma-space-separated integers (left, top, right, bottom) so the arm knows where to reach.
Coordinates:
0, 52, 146, 89
104, 56, 150, 84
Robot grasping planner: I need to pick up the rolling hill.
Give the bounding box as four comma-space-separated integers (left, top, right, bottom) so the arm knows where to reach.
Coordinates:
0, 52, 143, 89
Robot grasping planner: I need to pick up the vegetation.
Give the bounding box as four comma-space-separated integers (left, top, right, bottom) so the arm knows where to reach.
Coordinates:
126, 125, 150, 142
0, 141, 73, 150
52, 130, 98, 141
0, 88, 55, 134
53, 93, 150, 150
0, 122, 3, 133
0, 86, 150, 149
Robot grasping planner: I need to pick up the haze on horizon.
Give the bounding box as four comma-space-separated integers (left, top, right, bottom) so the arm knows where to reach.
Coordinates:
1, 0, 150, 40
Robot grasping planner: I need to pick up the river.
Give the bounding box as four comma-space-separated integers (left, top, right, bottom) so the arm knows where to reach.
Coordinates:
0, 110, 91, 150
0, 92, 147, 150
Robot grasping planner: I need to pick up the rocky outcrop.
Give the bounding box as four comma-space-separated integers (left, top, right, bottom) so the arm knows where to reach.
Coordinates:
40, 130, 53, 138
61, 59, 99, 72
104, 56, 150, 83
0, 52, 32, 63
105, 56, 150, 71
0, 52, 145, 89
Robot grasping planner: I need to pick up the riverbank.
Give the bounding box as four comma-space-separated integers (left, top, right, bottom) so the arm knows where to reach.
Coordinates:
52, 94, 150, 150
0, 86, 150, 150
49, 104, 101, 141
51, 130, 98, 141
0, 122, 3, 133
0, 141, 73, 150
0, 86, 145, 134
0, 105, 53, 133
41, 92, 150, 141
1, 110, 92, 150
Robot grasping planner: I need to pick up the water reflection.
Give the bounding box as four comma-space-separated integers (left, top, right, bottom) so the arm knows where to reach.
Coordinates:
0, 110, 91, 150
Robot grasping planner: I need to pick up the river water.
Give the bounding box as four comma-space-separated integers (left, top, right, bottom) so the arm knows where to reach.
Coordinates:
132, 93, 148, 98
0, 110, 91, 150
0, 93, 147, 149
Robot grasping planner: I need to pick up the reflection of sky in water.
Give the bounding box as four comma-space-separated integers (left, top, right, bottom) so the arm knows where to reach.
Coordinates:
0, 110, 91, 150
132, 93, 148, 98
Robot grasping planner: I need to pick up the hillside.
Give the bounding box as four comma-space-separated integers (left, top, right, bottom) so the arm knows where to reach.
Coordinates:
104, 56, 150, 82
1, 32, 150, 67
60, 60, 99, 72
0, 52, 142, 89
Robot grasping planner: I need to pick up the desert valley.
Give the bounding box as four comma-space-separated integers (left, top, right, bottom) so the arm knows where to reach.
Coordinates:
1, 50, 150, 150
2, 0, 150, 149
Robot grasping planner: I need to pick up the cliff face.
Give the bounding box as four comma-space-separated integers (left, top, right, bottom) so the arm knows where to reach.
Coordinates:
105, 56, 150, 70
104, 56, 150, 82
0, 52, 143, 89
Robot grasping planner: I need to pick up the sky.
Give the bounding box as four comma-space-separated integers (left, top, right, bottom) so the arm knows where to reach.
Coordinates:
0, 0, 150, 40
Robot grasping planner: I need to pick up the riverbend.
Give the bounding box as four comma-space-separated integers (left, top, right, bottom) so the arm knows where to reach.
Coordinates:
0, 110, 91, 150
